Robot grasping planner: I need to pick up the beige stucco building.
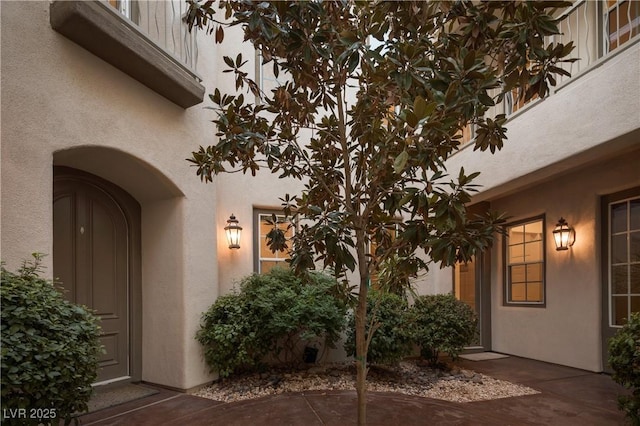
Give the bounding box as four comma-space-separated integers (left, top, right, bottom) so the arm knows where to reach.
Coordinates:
1, 0, 638, 391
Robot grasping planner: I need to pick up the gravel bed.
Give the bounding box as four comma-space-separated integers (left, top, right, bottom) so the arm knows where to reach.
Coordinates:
194, 360, 539, 404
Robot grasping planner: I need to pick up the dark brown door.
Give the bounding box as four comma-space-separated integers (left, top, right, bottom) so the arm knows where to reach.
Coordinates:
53, 167, 139, 383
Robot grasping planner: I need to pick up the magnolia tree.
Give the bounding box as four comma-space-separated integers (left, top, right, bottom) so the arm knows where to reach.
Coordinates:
186, 1, 574, 423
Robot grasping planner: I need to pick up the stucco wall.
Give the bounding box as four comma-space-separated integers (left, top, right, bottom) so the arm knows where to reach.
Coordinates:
208, 25, 307, 293
489, 149, 640, 372
1, 1, 219, 390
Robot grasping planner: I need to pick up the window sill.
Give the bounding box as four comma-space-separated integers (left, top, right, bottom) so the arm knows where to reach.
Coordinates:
50, 1, 205, 109
503, 302, 546, 308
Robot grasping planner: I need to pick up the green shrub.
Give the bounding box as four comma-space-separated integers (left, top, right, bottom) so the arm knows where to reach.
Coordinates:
408, 293, 477, 366
609, 312, 640, 424
344, 291, 412, 365
196, 268, 347, 377
1, 255, 102, 425
196, 293, 258, 378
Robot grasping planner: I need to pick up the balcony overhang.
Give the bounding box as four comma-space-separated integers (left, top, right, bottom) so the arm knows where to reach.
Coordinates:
50, 1, 205, 109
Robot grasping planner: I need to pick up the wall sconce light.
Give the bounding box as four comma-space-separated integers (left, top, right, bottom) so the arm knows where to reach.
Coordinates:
224, 214, 242, 249
553, 217, 575, 251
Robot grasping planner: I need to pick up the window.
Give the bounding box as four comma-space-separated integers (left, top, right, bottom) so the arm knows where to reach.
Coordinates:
606, 0, 640, 53
608, 194, 640, 326
254, 210, 295, 273
504, 217, 545, 306
455, 123, 476, 146
256, 50, 287, 102
107, 0, 133, 21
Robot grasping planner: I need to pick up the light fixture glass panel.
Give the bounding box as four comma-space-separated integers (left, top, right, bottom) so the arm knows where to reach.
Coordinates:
613, 264, 630, 294
612, 234, 629, 264
612, 202, 628, 234
226, 228, 240, 247
225, 215, 242, 249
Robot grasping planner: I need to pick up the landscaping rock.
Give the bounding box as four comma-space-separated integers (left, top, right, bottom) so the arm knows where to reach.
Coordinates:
194, 359, 539, 404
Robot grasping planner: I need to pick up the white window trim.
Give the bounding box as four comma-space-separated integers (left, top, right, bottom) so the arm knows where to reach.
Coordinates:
253, 209, 295, 273
607, 194, 640, 328
504, 216, 546, 307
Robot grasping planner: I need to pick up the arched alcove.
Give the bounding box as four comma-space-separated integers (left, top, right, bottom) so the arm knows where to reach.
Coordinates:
53, 145, 188, 387
54, 145, 183, 202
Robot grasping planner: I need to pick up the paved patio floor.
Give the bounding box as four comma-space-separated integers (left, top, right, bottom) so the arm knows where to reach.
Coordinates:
79, 355, 628, 425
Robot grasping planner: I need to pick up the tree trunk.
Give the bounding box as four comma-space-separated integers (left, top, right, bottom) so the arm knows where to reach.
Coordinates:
354, 221, 370, 426
355, 277, 368, 426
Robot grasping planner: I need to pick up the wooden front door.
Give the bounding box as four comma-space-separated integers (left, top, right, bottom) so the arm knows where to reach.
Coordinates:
53, 167, 140, 383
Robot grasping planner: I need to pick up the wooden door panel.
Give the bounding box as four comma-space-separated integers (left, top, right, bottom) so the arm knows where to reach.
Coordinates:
53, 193, 76, 299
86, 194, 129, 381
90, 198, 124, 317
54, 176, 130, 382
98, 334, 120, 366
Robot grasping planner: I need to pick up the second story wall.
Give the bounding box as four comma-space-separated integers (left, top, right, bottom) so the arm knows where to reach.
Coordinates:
445, 40, 640, 202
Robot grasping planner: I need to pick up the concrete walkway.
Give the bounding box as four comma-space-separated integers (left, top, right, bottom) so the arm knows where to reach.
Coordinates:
79, 356, 628, 425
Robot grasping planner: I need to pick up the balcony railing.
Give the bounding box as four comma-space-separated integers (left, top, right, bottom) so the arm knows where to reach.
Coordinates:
552, 0, 639, 85
460, 0, 639, 145
107, 0, 200, 79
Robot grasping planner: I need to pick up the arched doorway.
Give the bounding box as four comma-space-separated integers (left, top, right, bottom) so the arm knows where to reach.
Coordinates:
53, 166, 141, 383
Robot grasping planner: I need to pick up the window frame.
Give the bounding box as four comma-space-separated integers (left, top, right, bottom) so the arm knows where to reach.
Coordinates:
604, 188, 640, 328
503, 215, 547, 307
253, 209, 295, 273
255, 50, 288, 104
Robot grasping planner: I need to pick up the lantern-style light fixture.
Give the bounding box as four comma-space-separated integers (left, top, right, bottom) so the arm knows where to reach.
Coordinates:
553, 217, 575, 251
224, 214, 242, 249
